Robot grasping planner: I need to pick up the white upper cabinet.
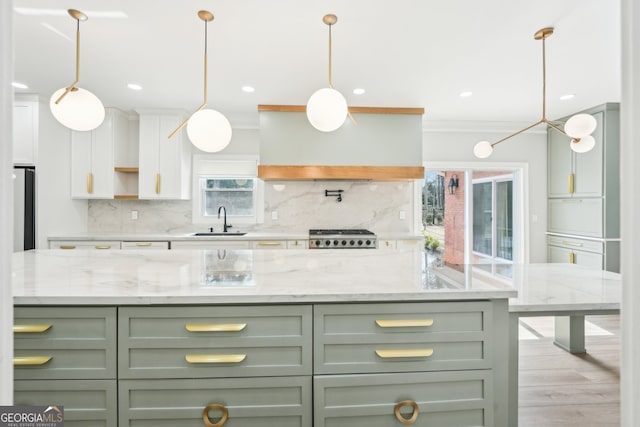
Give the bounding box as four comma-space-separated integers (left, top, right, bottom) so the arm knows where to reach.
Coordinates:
136, 109, 191, 200
71, 108, 128, 199
13, 95, 39, 166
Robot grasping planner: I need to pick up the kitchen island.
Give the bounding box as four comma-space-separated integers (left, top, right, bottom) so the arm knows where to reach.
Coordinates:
12, 248, 515, 427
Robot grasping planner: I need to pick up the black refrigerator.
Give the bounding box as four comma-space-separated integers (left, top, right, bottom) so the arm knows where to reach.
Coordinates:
13, 166, 35, 251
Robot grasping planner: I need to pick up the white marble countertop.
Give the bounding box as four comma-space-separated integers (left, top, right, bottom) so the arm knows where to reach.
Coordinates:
47, 231, 424, 242
12, 248, 514, 305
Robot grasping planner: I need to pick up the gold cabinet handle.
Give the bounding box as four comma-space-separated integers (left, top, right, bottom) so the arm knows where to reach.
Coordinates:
94, 245, 111, 250
257, 241, 282, 246
59, 245, 76, 250
376, 319, 434, 328
14, 356, 53, 366
155, 173, 161, 194
87, 172, 93, 194
202, 403, 228, 427
562, 241, 583, 247
569, 252, 575, 264
186, 323, 247, 332
394, 400, 419, 425
135, 242, 153, 247
13, 324, 52, 333
185, 354, 246, 364
375, 349, 434, 359
292, 240, 300, 246
568, 173, 575, 194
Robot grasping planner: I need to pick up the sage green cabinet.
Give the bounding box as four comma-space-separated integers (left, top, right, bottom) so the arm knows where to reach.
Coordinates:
13, 307, 117, 427
118, 305, 312, 379
314, 371, 493, 426
15, 380, 117, 427
547, 103, 620, 272
119, 376, 312, 426
547, 235, 620, 272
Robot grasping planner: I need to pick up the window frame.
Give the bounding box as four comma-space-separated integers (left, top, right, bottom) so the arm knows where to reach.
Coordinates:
192, 155, 264, 225
421, 161, 529, 264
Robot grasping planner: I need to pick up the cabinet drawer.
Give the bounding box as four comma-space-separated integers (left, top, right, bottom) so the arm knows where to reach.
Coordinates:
119, 305, 312, 378
15, 379, 117, 427
287, 239, 309, 249
548, 198, 603, 237
547, 235, 603, 253
314, 302, 493, 374
119, 376, 312, 427
251, 240, 287, 249
14, 307, 117, 380
49, 240, 120, 250
121, 241, 169, 250
314, 371, 493, 427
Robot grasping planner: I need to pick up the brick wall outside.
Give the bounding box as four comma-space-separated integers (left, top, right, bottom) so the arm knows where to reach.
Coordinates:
443, 171, 511, 265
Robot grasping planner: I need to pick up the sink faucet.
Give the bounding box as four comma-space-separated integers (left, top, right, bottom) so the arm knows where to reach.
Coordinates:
217, 206, 232, 232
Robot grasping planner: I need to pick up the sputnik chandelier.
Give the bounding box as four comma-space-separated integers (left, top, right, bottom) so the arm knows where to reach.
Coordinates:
473, 27, 597, 158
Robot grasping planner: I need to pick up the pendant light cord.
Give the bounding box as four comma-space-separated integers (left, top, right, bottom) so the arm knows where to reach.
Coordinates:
328, 23, 333, 89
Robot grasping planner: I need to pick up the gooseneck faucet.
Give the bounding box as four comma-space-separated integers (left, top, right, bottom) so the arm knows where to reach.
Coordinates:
218, 206, 232, 232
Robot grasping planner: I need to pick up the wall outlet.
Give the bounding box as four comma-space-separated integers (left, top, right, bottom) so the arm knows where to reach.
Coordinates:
271, 211, 278, 220
399, 211, 406, 220
131, 210, 138, 220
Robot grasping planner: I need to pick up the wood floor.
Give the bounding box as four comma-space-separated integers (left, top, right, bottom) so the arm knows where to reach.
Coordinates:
518, 315, 620, 426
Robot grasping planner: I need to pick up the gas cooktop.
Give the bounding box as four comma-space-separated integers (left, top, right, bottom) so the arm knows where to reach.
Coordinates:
309, 229, 377, 249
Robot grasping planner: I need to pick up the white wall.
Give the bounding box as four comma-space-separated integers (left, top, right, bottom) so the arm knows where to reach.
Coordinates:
0, 0, 14, 405
621, 0, 639, 423
422, 123, 548, 262
35, 101, 88, 249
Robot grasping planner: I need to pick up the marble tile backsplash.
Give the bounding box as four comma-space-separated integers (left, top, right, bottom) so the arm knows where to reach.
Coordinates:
88, 180, 416, 234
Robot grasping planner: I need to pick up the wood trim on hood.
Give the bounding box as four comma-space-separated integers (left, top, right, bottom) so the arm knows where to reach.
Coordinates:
258, 165, 425, 180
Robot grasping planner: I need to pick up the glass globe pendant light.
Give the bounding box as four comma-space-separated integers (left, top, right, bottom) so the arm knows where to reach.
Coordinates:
306, 14, 349, 132
168, 10, 232, 153
49, 9, 105, 132
473, 27, 597, 158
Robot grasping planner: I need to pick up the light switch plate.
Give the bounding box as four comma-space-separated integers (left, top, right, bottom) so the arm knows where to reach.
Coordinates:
271, 211, 278, 220
399, 211, 406, 220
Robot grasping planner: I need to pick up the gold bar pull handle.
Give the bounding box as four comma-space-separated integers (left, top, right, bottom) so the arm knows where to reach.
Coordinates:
394, 400, 419, 425
94, 245, 111, 250
376, 319, 434, 328
185, 354, 246, 364
59, 245, 76, 250
87, 172, 93, 194
13, 324, 53, 333
375, 349, 434, 359
562, 241, 583, 247
202, 403, 229, 427
569, 252, 575, 264
14, 356, 53, 366
568, 173, 575, 194
186, 323, 247, 332
155, 173, 161, 194
135, 242, 152, 247
257, 241, 282, 246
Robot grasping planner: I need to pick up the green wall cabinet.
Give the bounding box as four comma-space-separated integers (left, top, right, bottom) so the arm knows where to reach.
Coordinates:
547, 103, 620, 272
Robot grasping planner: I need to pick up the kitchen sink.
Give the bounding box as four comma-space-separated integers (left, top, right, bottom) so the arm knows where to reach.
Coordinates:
192, 232, 247, 236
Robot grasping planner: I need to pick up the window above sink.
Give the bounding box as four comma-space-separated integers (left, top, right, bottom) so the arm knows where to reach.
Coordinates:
192, 155, 264, 226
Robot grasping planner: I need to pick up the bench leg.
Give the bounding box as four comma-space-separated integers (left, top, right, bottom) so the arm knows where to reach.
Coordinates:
554, 315, 586, 353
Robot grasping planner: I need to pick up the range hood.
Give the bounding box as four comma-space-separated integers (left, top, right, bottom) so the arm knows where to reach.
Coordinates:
258, 105, 425, 181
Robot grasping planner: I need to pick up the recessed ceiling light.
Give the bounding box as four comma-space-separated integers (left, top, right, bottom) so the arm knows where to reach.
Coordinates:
12, 82, 29, 89
459, 91, 473, 97
127, 83, 142, 91
560, 94, 575, 101
353, 88, 365, 95
241, 86, 255, 93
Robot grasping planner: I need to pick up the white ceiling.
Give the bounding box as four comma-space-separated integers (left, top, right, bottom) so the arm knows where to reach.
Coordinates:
12, 0, 621, 128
